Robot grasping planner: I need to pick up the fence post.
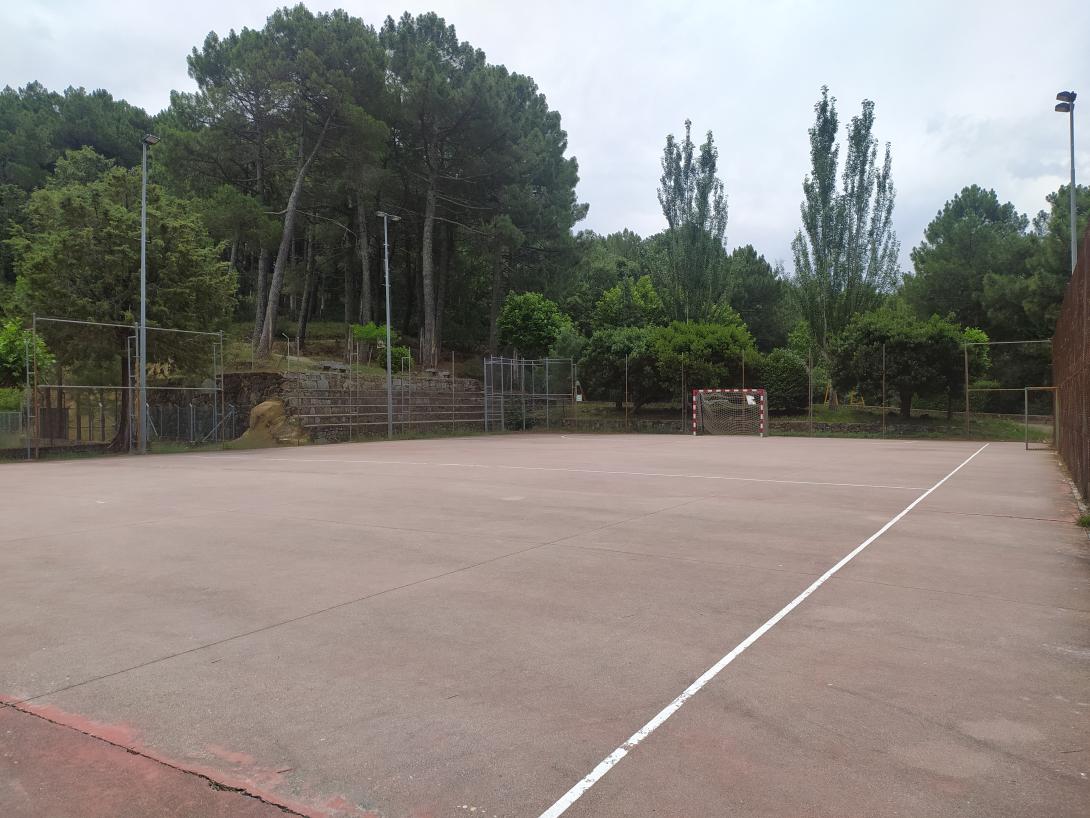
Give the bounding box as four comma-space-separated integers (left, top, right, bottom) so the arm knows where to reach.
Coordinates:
625, 353, 630, 432
573, 362, 579, 429
680, 362, 685, 432
963, 344, 970, 436
1024, 387, 1029, 451
483, 357, 490, 432
545, 358, 550, 430
32, 315, 40, 459
808, 348, 813, 437
219, 330, 227, 446
881, 343, 886, 437
24, 335, 31, 460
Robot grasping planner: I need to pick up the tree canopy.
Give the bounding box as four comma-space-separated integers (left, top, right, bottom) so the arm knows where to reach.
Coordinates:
791, 87, 900, 362
831, 305, 985, 418
0, 18, 1081, 424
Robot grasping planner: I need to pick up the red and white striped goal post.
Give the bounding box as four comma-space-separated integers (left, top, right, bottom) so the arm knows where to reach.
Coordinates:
691, 388, 767, 437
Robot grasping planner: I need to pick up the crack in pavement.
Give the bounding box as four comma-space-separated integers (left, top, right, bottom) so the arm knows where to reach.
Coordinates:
0, 699, 308, 817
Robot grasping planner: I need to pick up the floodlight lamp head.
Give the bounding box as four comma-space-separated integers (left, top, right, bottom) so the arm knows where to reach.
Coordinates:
1055, 103, 1072, 113
1056, 91, 1076, 104
376, 210, 401, 222
142, 134, 160, 146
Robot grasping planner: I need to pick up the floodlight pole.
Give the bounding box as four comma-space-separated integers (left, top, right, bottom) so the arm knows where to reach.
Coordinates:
1068, 101, 1077, 272
377, 211, 400, 440
138, 134, 159, 454
1055, 92, 1078, 272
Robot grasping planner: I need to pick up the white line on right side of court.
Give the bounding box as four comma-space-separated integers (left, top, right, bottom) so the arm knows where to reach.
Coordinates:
537, 442, 990, 818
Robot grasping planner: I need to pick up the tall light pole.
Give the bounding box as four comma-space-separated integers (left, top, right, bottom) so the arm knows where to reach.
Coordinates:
376, 211, 401, 440
139, 133, 160, 453
1055, 91, 1077, 272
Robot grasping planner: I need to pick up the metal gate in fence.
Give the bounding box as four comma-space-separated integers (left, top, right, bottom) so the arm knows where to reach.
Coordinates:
482, 356, 575, 432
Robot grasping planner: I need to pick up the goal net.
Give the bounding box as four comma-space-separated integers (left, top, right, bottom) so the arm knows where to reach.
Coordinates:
692, 389, 767, 436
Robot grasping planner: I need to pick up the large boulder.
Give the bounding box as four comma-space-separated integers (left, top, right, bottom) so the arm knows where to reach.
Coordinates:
235, 399, 309, 447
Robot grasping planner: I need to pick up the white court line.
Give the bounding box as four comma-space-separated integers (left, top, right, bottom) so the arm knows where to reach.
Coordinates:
237, 456, 928, 491
536, 442, 990, 818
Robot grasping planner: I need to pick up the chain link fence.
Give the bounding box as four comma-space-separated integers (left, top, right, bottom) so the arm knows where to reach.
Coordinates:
3, 317, 229, 460
1053, 228, 1090, 499
482, 356, 576, 432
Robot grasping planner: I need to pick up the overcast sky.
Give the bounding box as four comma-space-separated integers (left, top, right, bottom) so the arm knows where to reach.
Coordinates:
4, 0, 1088, 271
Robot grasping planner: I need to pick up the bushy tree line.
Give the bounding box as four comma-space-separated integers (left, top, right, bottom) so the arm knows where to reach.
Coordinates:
1, 11, 1085, 420
0, 5, 584, 371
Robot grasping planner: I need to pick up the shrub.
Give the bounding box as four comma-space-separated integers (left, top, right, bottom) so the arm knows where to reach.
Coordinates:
831, 305, 986, 419
1, 320, 53, 388
497, 292, 564, 357
579, 326, 662, 409
761, 349, 809, 414
0, 387, 22, 412
649, 314, 755, 392
549, 317, 586, 361
389, 345, 413, 369
592, 275, 665, 329
352, 321, 395, 346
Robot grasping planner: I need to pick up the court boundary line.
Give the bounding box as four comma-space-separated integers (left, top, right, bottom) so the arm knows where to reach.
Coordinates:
209, 456, 929, 491
536, 442, 990, 818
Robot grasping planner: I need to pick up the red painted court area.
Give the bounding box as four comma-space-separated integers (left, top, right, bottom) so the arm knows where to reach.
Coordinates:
1, 435, 1087, 817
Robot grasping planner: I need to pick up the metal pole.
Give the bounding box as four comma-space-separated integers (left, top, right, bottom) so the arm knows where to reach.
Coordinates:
680, 362, 684, 430
24, 335, 31, 460
741, 351, 745, 389
126, 334, 134, 452
1025, 387, 1029, 451
483, 357, 489, 432
808, 348, 813, 436
382, 214, 394, 440
545, 358, 550, 430
219, 331, 226, 446
881, 343, 886, 436
964, 345, 970, 436
1068, 100, 1077, 273
32, 316, 40, 459
625, 353, 629, 432
573, 362, 579, 427
139, 140, 148, 454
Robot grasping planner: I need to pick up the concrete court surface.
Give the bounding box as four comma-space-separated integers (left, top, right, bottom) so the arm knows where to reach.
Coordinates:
0, 434, 1087, 818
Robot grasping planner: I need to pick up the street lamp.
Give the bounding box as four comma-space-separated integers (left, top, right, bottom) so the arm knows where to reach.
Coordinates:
139, 133, 159, 453
376, 211, 401, 440
1055, 91, 1077, 272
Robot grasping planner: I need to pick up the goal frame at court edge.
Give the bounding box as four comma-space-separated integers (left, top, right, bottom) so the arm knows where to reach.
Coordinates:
691, 388, 767, 437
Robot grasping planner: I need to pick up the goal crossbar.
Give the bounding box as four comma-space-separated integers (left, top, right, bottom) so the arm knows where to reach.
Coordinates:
692, 388, 767, 437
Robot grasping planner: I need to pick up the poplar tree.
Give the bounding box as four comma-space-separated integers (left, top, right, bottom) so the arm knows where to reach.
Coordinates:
791, 87, 900, 365
656, 120, 729, 322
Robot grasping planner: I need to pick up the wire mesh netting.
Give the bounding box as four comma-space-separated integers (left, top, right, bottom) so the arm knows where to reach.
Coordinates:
23, 317, 228, 457
482, 356, 575, 432
693, 390, 766, 436
1053, 228, 1090, 498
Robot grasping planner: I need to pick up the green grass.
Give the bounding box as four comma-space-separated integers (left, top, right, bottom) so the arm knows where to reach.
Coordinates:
148, 440, 227, 455
1077, 514, 1090, 529
0, 388, 23, 412
573, 400, 1050, 442
0, 432, 23, 450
